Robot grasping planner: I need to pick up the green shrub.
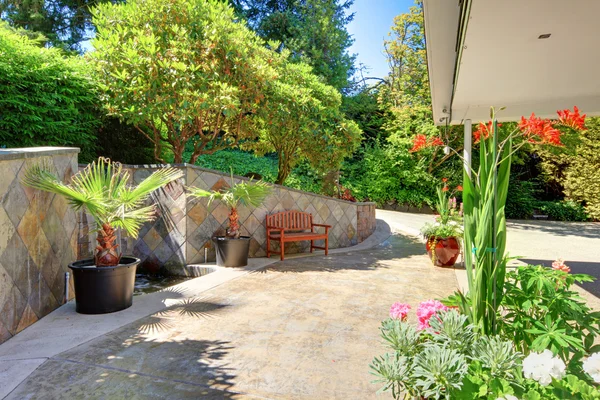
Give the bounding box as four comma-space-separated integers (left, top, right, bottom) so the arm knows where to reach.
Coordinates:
0, 24, 99, 156
341, 144, 437, 206
505, 176, 538, 219
94, 117, 156, 165
535, 200, 589, 221
563, 119, 600, 220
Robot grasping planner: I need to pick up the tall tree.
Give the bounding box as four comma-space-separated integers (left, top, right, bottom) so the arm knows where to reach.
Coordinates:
90, 0, 275, 164
251, 57, 361, 184
0, 0, 110, 52
230, 0, 356, 91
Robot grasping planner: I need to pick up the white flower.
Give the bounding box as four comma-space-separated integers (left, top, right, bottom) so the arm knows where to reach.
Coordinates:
583, 352, 600, 383
522, 350, 566, 386
496, 395, 518, 400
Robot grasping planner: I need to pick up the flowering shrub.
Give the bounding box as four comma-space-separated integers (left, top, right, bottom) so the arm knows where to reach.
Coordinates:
390, 302, 411, 321
417, 300, 448, 330
371, 306, 600, 399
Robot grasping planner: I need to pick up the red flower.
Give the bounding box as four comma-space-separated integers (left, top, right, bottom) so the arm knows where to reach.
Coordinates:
456, 185, 463, 191
430, 137, 444, 146
557, 106, 586, 130
442, 186, 449, 192
409, 134, 428, 152
519, 113, 563, 146
442, 177, 448, 183
473, 121, 501, 143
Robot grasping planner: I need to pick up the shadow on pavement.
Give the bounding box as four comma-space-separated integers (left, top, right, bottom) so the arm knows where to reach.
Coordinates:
521, 258, 600, 298
508, 220, 600, 239
255, 231, 427, 274
6, 297, 238, 399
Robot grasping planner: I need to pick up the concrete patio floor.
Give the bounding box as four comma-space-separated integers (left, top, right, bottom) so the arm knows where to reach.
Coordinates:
2, 210, 599, 399
1, 215, 460, 399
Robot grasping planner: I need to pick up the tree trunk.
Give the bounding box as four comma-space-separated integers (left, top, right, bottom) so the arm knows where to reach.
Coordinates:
276, 155, 290, 185
226, 207, 240, 239
95, 223, 121, 267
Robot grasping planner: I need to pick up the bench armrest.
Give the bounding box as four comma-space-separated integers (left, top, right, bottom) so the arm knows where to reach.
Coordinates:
312, 223, 331, 233
266, 226, 285, 233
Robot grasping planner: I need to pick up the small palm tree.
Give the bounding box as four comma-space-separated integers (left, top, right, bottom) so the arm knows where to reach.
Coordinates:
23, 157, 183, 266
188, 175, 272, 239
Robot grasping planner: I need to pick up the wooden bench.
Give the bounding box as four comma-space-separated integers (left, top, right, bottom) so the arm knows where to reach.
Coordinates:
266, 210, 331, 261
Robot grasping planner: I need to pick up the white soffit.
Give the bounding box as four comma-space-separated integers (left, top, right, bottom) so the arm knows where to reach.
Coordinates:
423, 0, 460, 126
427, 0, 600, 125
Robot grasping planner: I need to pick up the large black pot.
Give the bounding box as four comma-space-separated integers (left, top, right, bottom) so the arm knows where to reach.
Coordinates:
213, 236, 250, 267
68, 256, 140, 314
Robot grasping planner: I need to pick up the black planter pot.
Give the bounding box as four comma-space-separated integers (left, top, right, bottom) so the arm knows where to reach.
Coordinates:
213, 236, 250, 267
68, 256, 140, 314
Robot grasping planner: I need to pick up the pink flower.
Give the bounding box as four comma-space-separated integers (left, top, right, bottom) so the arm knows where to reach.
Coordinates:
390, 302, 411, 321
416, 300, 448, 330
552, 258, 571, 273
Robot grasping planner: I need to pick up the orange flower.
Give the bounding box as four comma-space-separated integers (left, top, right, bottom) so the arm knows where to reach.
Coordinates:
431, 137, 444, 146
442, 186, 449, 192
442, 178, 448, 183
557, 106, 586, 130
519, 113, 563, 146
409, 134, 428, 152
456, 185, 463, 191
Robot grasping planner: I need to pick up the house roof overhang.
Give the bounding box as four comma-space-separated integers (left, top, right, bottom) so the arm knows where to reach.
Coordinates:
423, 0, 600, 125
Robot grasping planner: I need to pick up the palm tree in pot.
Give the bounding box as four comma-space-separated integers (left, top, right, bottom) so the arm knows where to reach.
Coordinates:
23, 157, 183, 314
188, 175, 271, 267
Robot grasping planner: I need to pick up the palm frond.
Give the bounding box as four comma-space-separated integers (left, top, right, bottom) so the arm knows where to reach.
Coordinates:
187, 179, 272, 210
121, 167, 183, 207
110, 205, 157, 237
22, 161, 108, 219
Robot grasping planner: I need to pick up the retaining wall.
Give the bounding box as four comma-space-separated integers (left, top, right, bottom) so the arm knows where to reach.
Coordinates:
78, 164, 377, 275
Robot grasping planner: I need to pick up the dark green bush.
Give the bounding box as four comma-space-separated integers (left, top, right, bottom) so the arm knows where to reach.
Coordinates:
0, 24, 99, 156
505, 176, 538, 219
535, 200, 589, 222
94, 118, 156, 165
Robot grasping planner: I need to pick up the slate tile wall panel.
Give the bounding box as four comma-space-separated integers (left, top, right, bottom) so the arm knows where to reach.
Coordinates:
0, 151, 78, 345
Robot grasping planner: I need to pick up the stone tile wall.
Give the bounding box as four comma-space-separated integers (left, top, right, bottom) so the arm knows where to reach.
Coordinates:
0, 148, 79, 345
79, 164, 377, 275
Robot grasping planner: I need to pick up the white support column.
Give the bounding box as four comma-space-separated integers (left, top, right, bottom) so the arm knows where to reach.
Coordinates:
463, 119, 472, 177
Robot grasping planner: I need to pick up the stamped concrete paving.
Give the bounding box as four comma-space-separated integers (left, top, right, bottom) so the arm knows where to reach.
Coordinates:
6, 233, 458, 399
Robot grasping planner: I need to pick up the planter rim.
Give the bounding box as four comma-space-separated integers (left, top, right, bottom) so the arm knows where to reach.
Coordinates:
212, 236, 251, 241
69, 256, 140, 271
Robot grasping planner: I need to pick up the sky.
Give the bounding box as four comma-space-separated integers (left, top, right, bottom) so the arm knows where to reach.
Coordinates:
346, 0, 414, 80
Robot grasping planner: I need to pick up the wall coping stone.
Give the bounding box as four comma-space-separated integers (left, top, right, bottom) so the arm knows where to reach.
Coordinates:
78, 161, 376, 208
0, 147, 80, 161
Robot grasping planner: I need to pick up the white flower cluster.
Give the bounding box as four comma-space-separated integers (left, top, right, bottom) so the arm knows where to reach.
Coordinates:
583, 352, 600, 383
522, 350, 566, 386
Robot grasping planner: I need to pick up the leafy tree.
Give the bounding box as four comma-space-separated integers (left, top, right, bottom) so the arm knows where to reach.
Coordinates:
341, 87, 386, 144
90, 0, 275, 164
0, 0, 110, 52
230, 0, 356, 91
251, 58, 361, 184
563, 118, 600, 219
0, 23, 99, 157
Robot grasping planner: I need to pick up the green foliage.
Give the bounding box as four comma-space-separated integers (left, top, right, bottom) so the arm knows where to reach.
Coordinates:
22, 157, 183, 237
341, 144, 437, 206
505, 176, 538, 219
341, 87, 386, 143
0, 0, 109, 52
188, 176, 271, 211
252, 57, 361, 184
498, 265, 600, 361
94, 117, 157, 165
371, 310, 521, 400
461, 117, 511, 335
231, 0, 356, 91
421, 185, 464, 239
535, 200, 589, 222
0, 23, 99, 155
90, 0, 274, 164
563, 119, 600, 220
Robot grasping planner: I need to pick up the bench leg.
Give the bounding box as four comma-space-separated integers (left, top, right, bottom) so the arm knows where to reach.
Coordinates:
325, 237, 328, 256
266, 234, 270, 258
310, 240, 314, 253
280, 239, 285, 261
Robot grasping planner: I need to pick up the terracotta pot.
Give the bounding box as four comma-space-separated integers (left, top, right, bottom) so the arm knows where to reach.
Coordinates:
425, 236, 460, 267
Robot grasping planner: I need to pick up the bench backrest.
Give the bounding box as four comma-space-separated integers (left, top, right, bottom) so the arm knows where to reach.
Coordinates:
266, 210, 313, 231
